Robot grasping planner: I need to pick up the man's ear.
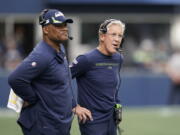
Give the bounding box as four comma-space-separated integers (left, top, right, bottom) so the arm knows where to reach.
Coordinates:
43, 26, 48, 35
99, 34, 105, 42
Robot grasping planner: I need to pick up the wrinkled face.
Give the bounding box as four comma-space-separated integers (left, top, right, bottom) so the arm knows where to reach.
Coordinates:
43, 23, 69, 43
100, 24, 124, 55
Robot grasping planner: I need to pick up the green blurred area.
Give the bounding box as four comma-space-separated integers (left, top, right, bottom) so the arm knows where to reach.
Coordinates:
0, 107, 180, 135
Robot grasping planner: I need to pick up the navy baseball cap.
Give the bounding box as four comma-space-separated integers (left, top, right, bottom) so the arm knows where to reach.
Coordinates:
39, 9, 73, 26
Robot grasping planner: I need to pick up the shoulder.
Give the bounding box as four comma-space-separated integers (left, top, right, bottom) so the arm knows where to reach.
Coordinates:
23, 43, 53, 67
83, 49, 101, 62
74, 49, 97, 62
70, 50, 98, 69
71, 55, 89, 67
85, 49, 99, 57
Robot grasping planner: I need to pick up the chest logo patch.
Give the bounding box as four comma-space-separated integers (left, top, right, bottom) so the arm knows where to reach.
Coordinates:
31, 62, 37, 67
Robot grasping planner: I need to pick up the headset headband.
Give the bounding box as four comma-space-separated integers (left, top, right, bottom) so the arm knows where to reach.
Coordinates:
99, 19, 117, 34
39, 9, 49, 26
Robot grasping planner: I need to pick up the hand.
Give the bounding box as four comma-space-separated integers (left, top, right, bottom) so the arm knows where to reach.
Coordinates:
73, 105, 93, 124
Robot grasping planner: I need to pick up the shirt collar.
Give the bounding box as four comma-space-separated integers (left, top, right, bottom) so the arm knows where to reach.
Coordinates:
41, 40, 66, 63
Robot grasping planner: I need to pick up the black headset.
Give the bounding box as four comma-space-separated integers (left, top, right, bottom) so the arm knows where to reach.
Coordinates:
99, 19, 117, 34
39, 9, 49, 26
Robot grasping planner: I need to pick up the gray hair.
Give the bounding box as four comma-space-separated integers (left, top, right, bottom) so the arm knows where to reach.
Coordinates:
99, 19, 125, 34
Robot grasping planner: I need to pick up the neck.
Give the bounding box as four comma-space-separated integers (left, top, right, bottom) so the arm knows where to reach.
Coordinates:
43, 36, 61, 52
97, 44, 111, 56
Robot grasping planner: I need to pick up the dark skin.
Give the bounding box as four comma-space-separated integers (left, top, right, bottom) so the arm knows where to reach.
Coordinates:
23, 23, 93, 123
42, 23, 69, 52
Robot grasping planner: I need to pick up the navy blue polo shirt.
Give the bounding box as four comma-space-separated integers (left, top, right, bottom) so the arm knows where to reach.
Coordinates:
8, 41, 74, 125
70, 49, 123, 123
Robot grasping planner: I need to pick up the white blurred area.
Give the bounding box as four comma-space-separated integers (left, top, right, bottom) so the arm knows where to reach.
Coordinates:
0, 13, 180, 75
171, 17, 180, 49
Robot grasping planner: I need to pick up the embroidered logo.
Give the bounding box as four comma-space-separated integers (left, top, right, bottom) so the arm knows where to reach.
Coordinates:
55, 11, 64, 17
31, 62, 37, 67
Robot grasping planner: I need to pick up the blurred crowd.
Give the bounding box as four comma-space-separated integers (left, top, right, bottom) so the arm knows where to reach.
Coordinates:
0, 25, 179, 76
0, 37, 22, 72
126, 37, 170, 73
0, 27, 26, 73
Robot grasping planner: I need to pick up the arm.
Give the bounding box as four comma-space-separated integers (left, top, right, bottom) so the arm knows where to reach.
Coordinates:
70, 55, 93, 123
70, 55, 91, 78
8, 53, 48, 105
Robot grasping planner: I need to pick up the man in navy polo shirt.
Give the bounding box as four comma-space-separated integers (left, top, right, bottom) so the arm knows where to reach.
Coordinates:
8, 9, 91, 135
70, 19, 125, 135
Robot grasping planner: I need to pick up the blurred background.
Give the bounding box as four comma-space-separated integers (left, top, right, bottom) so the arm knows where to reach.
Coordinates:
0, 0, 180, 135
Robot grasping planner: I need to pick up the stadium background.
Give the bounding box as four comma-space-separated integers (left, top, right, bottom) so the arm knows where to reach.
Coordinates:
0, 0, 180, 135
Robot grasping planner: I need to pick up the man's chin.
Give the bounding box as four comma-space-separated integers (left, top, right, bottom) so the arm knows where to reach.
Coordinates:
111, 48, 118, 54
107, 50, 116, 55
54, 39, 68, 44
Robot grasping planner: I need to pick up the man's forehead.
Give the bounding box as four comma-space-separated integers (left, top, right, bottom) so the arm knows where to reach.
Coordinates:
108, 25, 123, 32
109, 23, 122, 28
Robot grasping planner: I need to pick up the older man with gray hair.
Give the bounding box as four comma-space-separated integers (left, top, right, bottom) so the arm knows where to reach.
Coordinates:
71, 19, 125, 135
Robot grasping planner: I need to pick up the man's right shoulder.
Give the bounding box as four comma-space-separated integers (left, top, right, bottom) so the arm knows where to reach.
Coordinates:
27, 42, 54, 62
83, 49, 97, 58
24, 51, 52, 67
83, 49, 100, 63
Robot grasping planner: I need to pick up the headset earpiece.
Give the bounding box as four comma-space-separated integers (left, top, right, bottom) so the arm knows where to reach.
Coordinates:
39, 9, 49, 26
99, 19, 117, 34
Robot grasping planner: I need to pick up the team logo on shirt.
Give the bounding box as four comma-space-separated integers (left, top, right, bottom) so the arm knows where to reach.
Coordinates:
31, 62, 37, 67
95, 63, 118, 69
95, 63, 118, 66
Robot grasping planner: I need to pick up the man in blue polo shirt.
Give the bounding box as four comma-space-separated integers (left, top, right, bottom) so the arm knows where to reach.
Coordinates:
8, 9, 91, 135
70, 19, 125, 135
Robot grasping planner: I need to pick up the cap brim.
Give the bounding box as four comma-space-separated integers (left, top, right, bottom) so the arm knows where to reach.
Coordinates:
50, 18, 73, 26
64, 18, 73, 23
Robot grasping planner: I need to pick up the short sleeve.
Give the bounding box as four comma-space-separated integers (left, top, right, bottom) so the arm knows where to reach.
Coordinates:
70, 55, 91, 78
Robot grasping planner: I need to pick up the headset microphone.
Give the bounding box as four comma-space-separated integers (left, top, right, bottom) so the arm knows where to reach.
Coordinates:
68, 36, 73, 40
116, 38, 124, 52
116, 48, 123, 52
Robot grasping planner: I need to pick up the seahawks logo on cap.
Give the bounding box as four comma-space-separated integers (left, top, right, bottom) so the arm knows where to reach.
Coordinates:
55, 11, 64, 17
52, 17, 62, 23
